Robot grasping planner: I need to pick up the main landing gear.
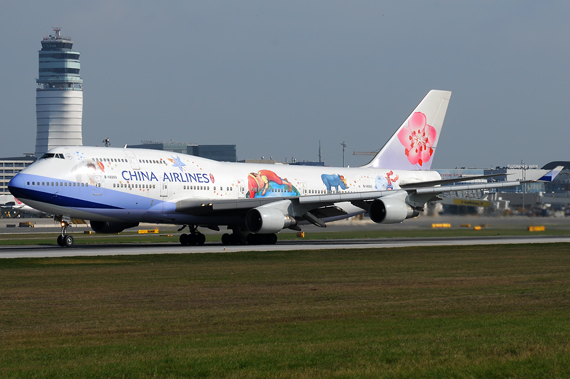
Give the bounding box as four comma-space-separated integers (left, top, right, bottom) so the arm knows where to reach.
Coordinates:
179, 225, 206, 246
178, 226, 278, 246
221, 227, 278, 245
56, 219, 74, 247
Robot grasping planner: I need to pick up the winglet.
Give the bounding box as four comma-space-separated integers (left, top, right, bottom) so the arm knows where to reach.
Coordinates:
362, 90, 452, 170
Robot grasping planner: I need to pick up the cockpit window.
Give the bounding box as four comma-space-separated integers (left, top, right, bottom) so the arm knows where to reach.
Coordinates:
39, 153, 65, 160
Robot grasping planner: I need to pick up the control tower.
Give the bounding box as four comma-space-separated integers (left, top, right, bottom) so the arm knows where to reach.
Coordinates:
35, 28, 83, 157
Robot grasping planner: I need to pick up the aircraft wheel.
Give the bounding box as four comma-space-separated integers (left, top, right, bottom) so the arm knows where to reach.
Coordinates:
57, 235, 64, 247
221, 233, 231, 245
246, 234, 258, 245
267, 233, 278, 245
63, 235, 74, 247
186, 234, 197, 245
180, 233, 189, 246
196, 233, 206, 246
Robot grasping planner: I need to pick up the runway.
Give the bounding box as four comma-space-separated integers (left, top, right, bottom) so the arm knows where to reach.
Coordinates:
2, 235, 570, 259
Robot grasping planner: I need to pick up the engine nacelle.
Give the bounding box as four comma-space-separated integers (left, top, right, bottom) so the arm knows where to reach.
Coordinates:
369, 197, 417, 224
245, 207, 296, 234
90, 221, 139, 233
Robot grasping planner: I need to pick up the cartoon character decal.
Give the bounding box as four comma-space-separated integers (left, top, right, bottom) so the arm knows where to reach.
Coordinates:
71, 159, 105, 186
247, 170, 300, 198
375, 171, 400, 190
397, 111, 436, 167
321, 174, 349, 193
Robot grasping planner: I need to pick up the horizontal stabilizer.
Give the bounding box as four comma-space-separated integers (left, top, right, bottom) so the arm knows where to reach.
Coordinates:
414, 181, 521, 194
400, 173, 510, 188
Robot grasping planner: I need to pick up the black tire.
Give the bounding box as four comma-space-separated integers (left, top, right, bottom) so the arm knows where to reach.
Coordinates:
179, 233, 189, 246
267, 233, 278, 245
221, 233, 231, 245
246, 234, 258, 245
187, 234, 197, 245
57, 235, 64, 247
196, 233, 206, 246
64, 235, 74, 247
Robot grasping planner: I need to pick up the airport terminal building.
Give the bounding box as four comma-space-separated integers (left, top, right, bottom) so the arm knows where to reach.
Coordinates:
0, 157, 35, 204
128, 141, 237, 162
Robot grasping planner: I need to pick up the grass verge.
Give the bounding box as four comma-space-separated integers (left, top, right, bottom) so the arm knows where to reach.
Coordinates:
1, 244, 570, 377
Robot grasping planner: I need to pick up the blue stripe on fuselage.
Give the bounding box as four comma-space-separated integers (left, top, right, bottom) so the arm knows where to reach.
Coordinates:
8, 173, 157, 210
8, 179, 122, 210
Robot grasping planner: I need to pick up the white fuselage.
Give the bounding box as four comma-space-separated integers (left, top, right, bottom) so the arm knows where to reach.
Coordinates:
9, 146, 441, 226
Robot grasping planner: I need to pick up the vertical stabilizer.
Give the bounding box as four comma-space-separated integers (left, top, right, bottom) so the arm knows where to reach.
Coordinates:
363, 90, 451, 170
538, 166, 564, 182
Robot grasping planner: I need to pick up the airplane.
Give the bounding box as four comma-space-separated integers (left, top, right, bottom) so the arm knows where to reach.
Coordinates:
1, 196, 46, 217
8, 90, 521, 247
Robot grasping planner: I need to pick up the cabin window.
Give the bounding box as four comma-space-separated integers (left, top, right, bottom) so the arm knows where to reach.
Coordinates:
43, 153, 64, 159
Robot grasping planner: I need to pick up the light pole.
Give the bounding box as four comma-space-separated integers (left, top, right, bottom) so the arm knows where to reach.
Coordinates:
521, 160, 526, 214
341, 141, 346, 167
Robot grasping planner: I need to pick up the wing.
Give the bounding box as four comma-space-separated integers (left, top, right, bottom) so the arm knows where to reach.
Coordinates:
175, 179, 520, 228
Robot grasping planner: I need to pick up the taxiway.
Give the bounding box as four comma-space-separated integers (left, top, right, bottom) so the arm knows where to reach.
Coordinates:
1, 235, 570, 259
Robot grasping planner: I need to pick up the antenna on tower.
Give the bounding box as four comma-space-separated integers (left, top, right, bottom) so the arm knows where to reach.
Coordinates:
318, 140, 322, 163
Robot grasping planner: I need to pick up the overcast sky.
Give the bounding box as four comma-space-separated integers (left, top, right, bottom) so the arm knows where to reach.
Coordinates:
1, 1, 568, 168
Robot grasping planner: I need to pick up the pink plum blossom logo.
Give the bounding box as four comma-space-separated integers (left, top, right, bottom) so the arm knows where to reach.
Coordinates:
397, 112, 436, 166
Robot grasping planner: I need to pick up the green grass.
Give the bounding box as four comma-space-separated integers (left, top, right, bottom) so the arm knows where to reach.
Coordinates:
0, 226, 568, 246
1, 244, 570, 377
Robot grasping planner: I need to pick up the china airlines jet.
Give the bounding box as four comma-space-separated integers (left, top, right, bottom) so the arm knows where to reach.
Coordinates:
9, 90, 520, 247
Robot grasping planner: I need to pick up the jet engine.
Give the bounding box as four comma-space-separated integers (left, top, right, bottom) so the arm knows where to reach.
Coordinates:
90, 221, 139, 233
245, 207, 296, 234
368, 197, 418, 224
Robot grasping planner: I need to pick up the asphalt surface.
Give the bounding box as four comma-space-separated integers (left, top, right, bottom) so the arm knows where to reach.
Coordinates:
1, 215, 568, 259
2, 235, 570, 259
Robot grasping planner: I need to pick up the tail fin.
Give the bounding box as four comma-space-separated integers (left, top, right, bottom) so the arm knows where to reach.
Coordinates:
538, 166, 564, 182
362, 90, 452, 170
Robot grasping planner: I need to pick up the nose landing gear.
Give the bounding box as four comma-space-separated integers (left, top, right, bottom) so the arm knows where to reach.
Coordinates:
56, 218, 74, 247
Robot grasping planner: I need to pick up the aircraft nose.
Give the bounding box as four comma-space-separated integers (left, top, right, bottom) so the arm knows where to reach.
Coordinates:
8, 174, 27, 199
